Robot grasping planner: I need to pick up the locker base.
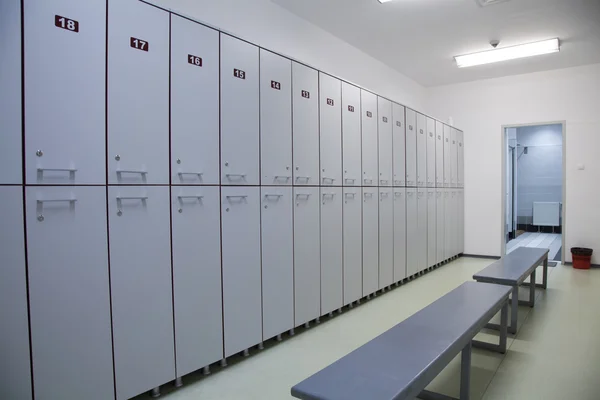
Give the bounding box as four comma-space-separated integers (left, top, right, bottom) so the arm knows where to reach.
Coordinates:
328, 312, 333, 318
202, 366, 211, 376
349, 302, 354, 309
258, 342, 265, 350
316, 317, 321, 323
290, 328, 295, 336
305, 322, 311, 328
373, 291, 377, 297
220, 358, 228, 367
243, 349, 250, 357
276, 334, 282, 342
367, 294, 371, 300
338, 308, 342, 314
356, 299, 361, 305
150, 387, 161, 398
175, 377, 183, 388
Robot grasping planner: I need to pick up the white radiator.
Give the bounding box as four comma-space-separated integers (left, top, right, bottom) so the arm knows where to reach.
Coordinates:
533, 202, 561, 227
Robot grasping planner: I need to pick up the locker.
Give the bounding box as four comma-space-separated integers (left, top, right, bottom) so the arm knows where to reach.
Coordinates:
392, 103, 406, 187
451, 189, 459, 256
294, 187, 320, 325
451, 128, 458, 188
378, 98, 393, 187
378, 188, 394, 288
426, 118, 436, 188
108, 0, 169, 185
221, 34, 260, 185
260, 50, 292, 185
361, 90, 378, 187
444, 189, 452, 260
393, 188, 407, 281
427, 189, 437, 268
362, 187, 379, 296
405, 109, 417, 187
457, 130, 465, 188
343, 187, 362, 305
416, 113, 427, 188
26, 186, 113, 399
320, 187, 343, 314
25, 0, 106, 185
458, 189, 465, 254
1, 0, 22, 184
292, 63, 319, 186
342, 83, 361, 187
436, 189, 445, 264
221, 186, 262, 356
261, 187, 294, 339
171, 186, 223, 377
405, 188, 418, 276
435, 121, 444, 188
319, 73, 342, 185
171, 15, 219, 185
0, 187, 32, 400
417, 188, 428, 273
108, 186, 174, 399
443, 125, 451, 188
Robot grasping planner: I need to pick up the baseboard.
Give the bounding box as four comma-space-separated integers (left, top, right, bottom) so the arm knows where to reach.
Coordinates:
461, 254, 502, 260
564, 262, 600, 268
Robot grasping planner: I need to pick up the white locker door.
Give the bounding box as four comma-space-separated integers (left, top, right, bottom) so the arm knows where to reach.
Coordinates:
427, 189, 436, 268
321, 187, 343, 315
452, 189, 459, 256
294, 187, 320, 325
292, 63, 319, 186
379, 188, 394, 288
436, 189, 445, 264
417, 188, 428, 273
444, 189, 452, 260
361, 90, 378, 187
1, 0, 22, 184
426, 118, 436, 188
435, 121, 444, 188
393, 188, 407, 281
458, 189, 464, 254
221, 187, 261, 356
221, 35, 259, 185
362, 187, 379, 296
171, 15, 219, 185
405, 189, 418, 276
342, 83, 361, 187
458, 130, 465, 188
171, 186, 223, 377
108, 186, 174, 400
451, 128, 458, 188
261, 187, 294, 340
25, 0, 106, 185
392, 103, 406, 187
416, 113, 427, 188
26, 187, 113, 400
319, 73, 342, 186
343, 188, 362, 305
443, 125, 451, 188
108, 0, 169, 185
405, 109, 417, 187
0, 187, 31, 400
261, 50, 292, 185
378, 98, 393, 187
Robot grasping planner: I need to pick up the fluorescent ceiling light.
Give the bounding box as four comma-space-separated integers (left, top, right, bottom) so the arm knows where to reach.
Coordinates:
455, 38, 560, 68
378, 0, 393, 3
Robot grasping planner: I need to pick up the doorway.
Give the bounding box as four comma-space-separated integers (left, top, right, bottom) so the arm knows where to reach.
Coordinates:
502, 123, 565, 263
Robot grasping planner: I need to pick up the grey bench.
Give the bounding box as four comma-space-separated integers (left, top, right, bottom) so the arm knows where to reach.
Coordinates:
473, 247, 549, 334
291, 282, 512, 400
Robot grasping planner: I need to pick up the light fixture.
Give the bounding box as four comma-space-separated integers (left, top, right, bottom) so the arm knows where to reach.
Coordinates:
377, 0, 393, 3
454, 38, 560, 68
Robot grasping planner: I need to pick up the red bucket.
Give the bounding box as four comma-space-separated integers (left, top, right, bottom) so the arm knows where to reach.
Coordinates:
571, 248, 593, 270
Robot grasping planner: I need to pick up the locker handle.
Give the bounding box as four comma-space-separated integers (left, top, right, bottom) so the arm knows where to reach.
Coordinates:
178, 172, 203, 177
295, 193, 312, 198
407, 192, 414, 196
225, 173, 246, 179
116, 196, 148, 201
394, 192, 403, 197
380, 192, 390, 198
344, 178, 356, 183
37, 167, 78, 173
322, 193, 336, 197
116, 169, 148, 175
380, 179, 389, 184
274, 175, 292, 181
363, 192, 374, 197
394, 180, 401, 184
226, 195, 248, 199
295, 176, 311, 181
363, 178, 374, 184
322, 177, 336, 183
177, 195, 203, 200
344, 193, 357, 198
264, 194, 283, 199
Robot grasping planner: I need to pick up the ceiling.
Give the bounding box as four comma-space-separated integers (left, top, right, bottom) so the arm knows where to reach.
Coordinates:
272, 0, 600, 87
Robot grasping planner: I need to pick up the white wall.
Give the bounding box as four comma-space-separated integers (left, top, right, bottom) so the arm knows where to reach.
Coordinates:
148, 0, 425, 110
427, 63, 600, 263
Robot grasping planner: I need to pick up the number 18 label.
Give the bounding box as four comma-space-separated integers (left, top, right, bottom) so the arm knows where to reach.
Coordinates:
55, 15, 79, 32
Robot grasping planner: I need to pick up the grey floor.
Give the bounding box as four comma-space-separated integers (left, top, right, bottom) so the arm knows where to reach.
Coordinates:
134, 257, 600, 400
507, 232, 562, 260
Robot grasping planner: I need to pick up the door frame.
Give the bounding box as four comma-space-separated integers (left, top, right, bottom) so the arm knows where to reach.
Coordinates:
500, 121, 566, 263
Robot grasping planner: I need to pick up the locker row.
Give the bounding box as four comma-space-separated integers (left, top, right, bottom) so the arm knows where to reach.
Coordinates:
0, 185, 463, 400
1, 0, 464, 188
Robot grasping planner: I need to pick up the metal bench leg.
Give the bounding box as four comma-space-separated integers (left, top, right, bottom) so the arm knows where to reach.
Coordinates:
417, 342, 471, 400
473, 300, 508, 353
519, 269, 536, 308
543, 255, 548, 289
510, 286, 518, 333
